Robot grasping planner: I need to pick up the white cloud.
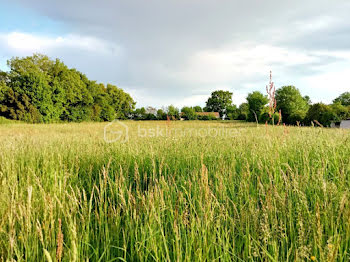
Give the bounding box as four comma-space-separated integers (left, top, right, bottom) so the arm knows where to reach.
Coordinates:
294, 16, 339, 33
1, 0, 350, 108
0, 32, 121, 56
1, 0, 349, 108
176, 44, 319, 86
232, 91, 248, 106
173, 94, 209, 108
0, 31, 125, 93
302, 68, 350, 103
313, 50, 350, 60
1, 31, 349, 108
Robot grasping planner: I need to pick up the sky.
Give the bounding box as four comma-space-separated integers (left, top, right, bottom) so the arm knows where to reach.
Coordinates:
0, 0, 349, 108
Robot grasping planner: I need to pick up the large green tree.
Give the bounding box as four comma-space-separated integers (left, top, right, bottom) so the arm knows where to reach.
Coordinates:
246, 91, 269, 122
5, 54, 58, 122
205, 90, 233, 117
193, 106, 202, 112
275, 86, 309, 124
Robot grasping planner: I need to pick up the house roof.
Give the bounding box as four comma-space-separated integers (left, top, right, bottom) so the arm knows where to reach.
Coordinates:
196, 112, 220, 118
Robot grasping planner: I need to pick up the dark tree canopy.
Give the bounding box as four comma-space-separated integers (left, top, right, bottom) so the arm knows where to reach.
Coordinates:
225, 104, 238, 120
193, 106, 202, 112
306, 103, 335, 126
0, 54, 135, 123
156, 109, 167, 120
205, 90, 233, 117
237, 103, 249, 120
330, 103, 350, 121
304, 95, 312, 105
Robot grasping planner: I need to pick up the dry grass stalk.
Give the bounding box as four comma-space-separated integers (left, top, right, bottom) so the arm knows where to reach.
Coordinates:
277, 110, 282, 126
313, 120, 324, 128
266, 71, 277, 125
56, 218, 63, 262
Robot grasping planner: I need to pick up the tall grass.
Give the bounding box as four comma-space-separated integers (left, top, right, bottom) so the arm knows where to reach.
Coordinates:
0, 121, 349, 261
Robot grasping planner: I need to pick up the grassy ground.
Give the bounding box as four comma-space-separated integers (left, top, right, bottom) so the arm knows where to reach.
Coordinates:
0, 121, 349, 261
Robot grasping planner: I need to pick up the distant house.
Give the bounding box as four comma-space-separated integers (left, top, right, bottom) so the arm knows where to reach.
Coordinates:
340, 119, 350, 129
179, 111, 221, 120
331, 118, 350, 129
196, 112, 221, 119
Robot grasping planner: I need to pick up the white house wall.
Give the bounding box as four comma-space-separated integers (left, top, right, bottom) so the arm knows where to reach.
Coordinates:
340, 120, 350, 129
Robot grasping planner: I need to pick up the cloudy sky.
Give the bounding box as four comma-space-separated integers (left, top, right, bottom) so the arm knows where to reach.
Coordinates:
0, 0, 349, 108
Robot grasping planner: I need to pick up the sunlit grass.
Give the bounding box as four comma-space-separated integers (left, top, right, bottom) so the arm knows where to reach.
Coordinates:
0, 121, 349, 261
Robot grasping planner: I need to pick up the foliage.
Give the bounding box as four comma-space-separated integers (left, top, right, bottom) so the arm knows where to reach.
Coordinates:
193, 105, 203, 112
333, 92, 350, 106
2, 56, 349, 126
225, 104, 238, 120
0, 71, 9, 83
259, 107, 280, 124
305, 103, 336, 126
0, 116, 19, 124
167, 105, 180, 119
205, 90, 233, 117
275, 86, 309, 124
131, 107, 147, 120
304, 95, 312, 105
0, 54, 135, 123
330, 102, 350, 121
181, 106, 197, 120
156, 109, 167, 120
197, 113, 218, 120
130, 107, 159, 120
246, 91, 269, 122
237, 103, 249, 120
0, 81, 9, 113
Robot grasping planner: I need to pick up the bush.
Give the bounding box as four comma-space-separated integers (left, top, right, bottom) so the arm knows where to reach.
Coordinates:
0, 116, 18, 124
305, 103, 336, 127
197, 114, 218, 120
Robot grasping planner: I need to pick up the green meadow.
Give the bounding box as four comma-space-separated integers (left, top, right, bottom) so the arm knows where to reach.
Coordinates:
0, 121, 349, 261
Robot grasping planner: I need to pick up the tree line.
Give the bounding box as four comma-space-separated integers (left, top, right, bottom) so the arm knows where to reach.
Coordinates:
244, 88, 349, 126
130, 89, 350, 126
0, 54, 135, 123
1, 54, 349, 126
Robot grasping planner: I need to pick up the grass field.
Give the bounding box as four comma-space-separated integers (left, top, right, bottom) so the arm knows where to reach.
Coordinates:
0, 121, 349, 261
